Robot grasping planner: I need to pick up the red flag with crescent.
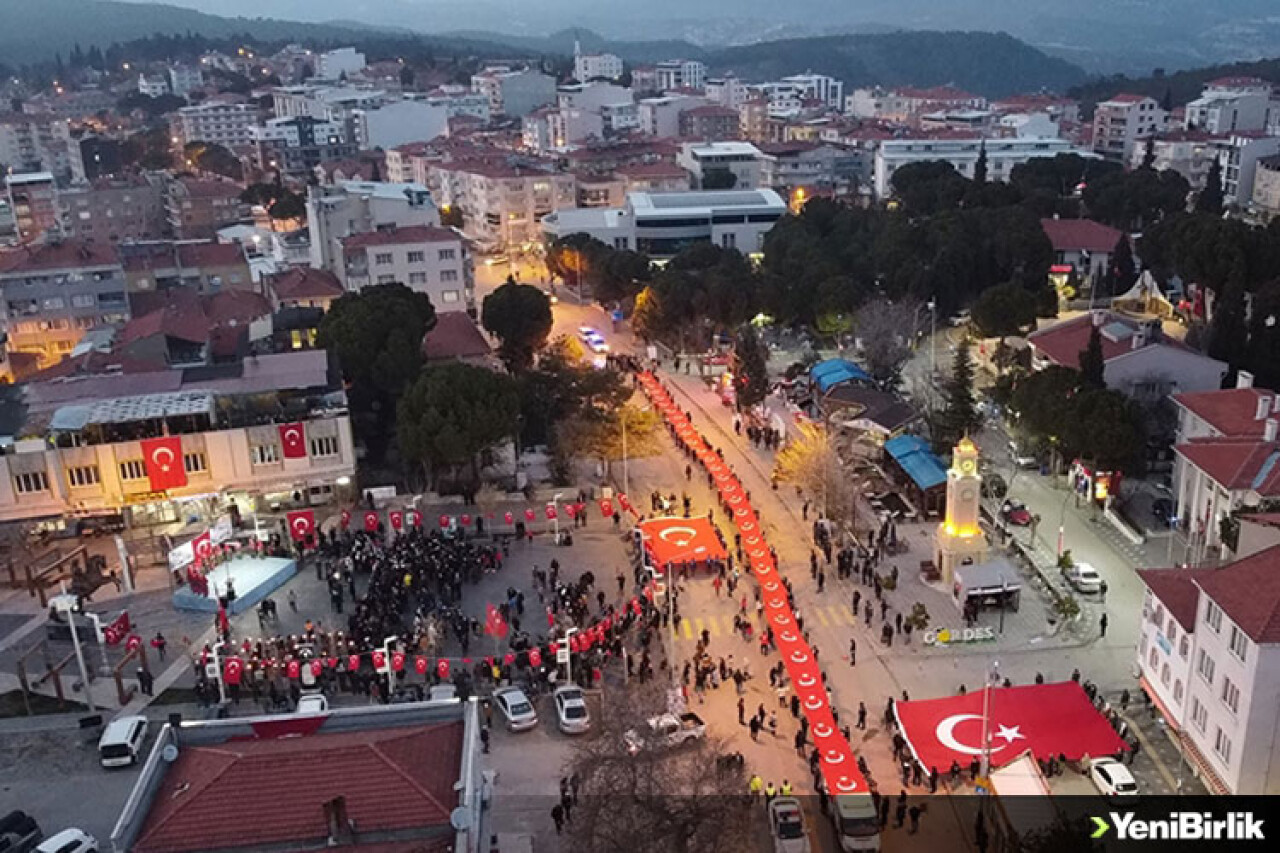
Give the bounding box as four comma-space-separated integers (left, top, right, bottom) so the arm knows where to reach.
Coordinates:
564, 503, 578, 519
278, 423, 307, 458
439, 514, 451, 529
618, 493, 632, 513
545, 504, 557, 520
364, 511, 379, 533
599, 498, 614, 517
392, 651, 406, 672
310, 660, 323, 677
371, 650, 386, 670
503, 652, 516, 666
340, 508, 351, 530
524, 508, 536, 522
485, 603, 508, 638
224, 657, 244, 685
102, 610, 131, 645
286, 510, 315, 543
437, 659, 450, 679
389, 510, 403, 531
529, 648, 542, 667
348, 654, 360, 671
192, 531, 213, 564
415, 656, 428, 674
504, 511, 514, 525
409, 510, 422, 528
140, 436, 186, 492
125, 634, 142, 653
286, 659, 301, 679
461, 514, 472, 526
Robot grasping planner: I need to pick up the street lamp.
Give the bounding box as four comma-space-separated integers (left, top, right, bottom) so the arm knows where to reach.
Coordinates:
552, 492, 564, 541
927, 298, 937, 381
382, 635, 400, 693
52, 583, 96, 713
563, 626, 579, 687
979, 660, 1000, 778
1056, 491, 1072, 558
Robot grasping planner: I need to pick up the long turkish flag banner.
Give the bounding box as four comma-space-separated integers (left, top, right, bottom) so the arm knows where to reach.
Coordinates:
141, 436, 186, 492
278, 423, 307, 458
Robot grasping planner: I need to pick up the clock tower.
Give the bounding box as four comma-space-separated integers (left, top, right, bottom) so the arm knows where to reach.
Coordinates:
934, 437, 988, 586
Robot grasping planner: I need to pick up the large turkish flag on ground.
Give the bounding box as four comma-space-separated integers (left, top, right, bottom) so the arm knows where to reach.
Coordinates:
286, 510, 315, 543
894, 681, 1128, 772
141, 436, 186, 492
278, 423, 307, 459
636, 516, 728, 569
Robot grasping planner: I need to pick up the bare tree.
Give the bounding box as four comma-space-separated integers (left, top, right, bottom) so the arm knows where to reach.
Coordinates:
854, 298, 919, 389
564, 684, 758, 853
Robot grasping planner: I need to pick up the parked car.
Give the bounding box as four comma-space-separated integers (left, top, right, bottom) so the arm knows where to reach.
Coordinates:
1000, 499, 1032, 526
1152, 498, 1173, 527
768, 797, 810, 853
98, 715, 148, 768
624, 712, 706, 754
577, 326, 609, 353
1063, 561, 1103, 594
1009, 441, 1038, 468
493, 686, 539, 732
1089, 757, 1138, 800
35, 829, 97, 853
0, 810, 43, 853
553, 685, 591, 735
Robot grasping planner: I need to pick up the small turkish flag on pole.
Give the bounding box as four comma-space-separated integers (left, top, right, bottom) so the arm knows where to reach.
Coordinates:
286, 509, 315, 543
524, 508, 537, 522
389, 510, 403, 531
340, 509, 351, 530
599, 498, 614, 517
364, 511, 379, 533
504, 510, 514, 525
278, 423, 307, 459
409, 510, 422, 528
485, 603, 509, 638
545, 504, 557, 520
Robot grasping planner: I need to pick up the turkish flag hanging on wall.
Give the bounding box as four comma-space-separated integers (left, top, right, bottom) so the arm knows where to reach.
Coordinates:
286, 510, 315, 543
141, 436, 186, 492
389, 510, 403, 531
364, 511, 380, 533
278, 423, 307, 459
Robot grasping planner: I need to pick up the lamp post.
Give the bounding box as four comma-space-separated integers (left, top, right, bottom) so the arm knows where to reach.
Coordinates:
928, 298, 937, 382
563, 626, 579, 687
1166, 515, 1180, 566
210, 640, 229, 706
552, 492, 564, 541
979, 660, 1000, 778
1055, 491, 1072, 558
382, 635, 400, 693
53, 583, 96, 713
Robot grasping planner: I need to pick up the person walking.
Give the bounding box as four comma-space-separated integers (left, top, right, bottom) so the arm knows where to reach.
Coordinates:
794, 729, 806, 756
749, 716, 761, 741
749, 774, 763, 799
1129, 738, 1142, 765
895, 798, 907, 828
152, 632, 167, 662
780, 779, 792, 796
857, 702, 867, 730
738, 696, 746, 726
551, 804, 565, 834
929, 766, 939, 793
909, 805, 922, 833
849, 638, 857, 667
1100, 613, 1109, 638
764, 781, 777, 805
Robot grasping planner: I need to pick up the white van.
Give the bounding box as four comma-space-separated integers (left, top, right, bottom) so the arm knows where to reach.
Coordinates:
99, 715, 148, 768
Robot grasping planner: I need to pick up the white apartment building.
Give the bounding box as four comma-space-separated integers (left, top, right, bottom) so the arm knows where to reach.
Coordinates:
542, 188, 785, 258
138, 75, 169, 98
779, 74, 844, 111
272, 85, 386, 122
315, 47, 367, 80
0, 351, 355, 528
573, 44, 624, 83
873, 136, 1080, 198
706, 75, 749, 110
1092, 94, 1167, 162
638, 95, 707, 138
469, 67, 557, 118
340, 225, 474, 313
415, 87, 491, 123
0, 113, 85, 184
1218, 133, 1280, 208
424, 161, 576, 252
306, 180, 439, 274
168, 66, 203, 98
175, 102, 258, 148
678, 141, 765, 190
1184, 77, 1276, 135
1137, 546, 1280, 794
349, 100, 450, 150
1128, 131, 1222, 189
655, 60, 706, 92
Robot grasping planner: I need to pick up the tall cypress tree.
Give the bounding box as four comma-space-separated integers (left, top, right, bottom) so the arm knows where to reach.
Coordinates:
1197, 159, 1225, 214
1079, 324, 1106, 389
973, 142, 988, 185
936, 338, 980, 449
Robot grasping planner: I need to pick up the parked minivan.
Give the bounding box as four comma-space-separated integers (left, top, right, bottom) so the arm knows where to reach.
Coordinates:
98, 715, 148, 768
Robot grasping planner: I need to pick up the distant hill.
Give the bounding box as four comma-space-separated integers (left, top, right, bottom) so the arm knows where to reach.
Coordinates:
1067, 57, 1280, 115
445, 28, 707, 64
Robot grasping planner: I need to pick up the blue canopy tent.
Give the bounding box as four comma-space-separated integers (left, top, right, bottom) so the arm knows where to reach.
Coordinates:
809, 359, 871, 394
883, 434, 948, 516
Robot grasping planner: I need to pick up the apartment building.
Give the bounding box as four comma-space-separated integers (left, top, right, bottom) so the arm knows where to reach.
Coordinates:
0, 240, 129, 365
1092, 94, 1167, 162
0, 112, 85, 184
873, 136, 1080, 197
778, 74, 844, 112
706, 75, 749, 110
612, 161, 690, 194
165, 177, 246, 240
573, 44, 624, 83
758, 142, 863, 193
138, 75, 169, 98
1128, 130, 1222, 188
1218, 133, 1280, 208
677, 141, 766, 190
0, 348, 354, 528
1250, 155, 1280, 222
315, 47, 367, 80
174, 102, 259, 148
306, 180, 438, 275
340, 225, 474, 313
1184, 77, 1276, 135
168, 66, 204, 98
424, 161, 575, 253
6, 172, 60, 243
349, 100, 450, 150
469, 67, 557, 118
1136, 545, 1280, 794
654, 60, 706, 92
679, 106, 741, 142
638, 95, 707, 138
272, 85, 385, 121
118, 240, 251, 294
252, 116, 355, 177
847, 86, 987, 123
57, 174, 169, 245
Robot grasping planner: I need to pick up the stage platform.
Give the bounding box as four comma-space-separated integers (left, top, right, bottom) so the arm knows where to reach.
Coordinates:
171, 556, 296, 615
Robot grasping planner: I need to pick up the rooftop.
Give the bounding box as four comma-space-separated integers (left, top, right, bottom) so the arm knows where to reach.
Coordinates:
1100, 93, 1151, 105
1026, 312, 1195, 368
423, 312, 492, 361
628, 188, 785, 216
685, 141, 761, 157
1040, 217, 1123, 253
1172, 388, 1276, 438
1175, 438, 1280, 494
1187, 545, 1280, 644
269, 266, 345, 301
0, 241, 120, 274
342, 225, 462, 250
174, 177, 243, 200
1137, 567, 1215, 632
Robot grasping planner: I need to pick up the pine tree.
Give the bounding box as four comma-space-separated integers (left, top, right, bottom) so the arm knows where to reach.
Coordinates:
1161, 86, 1173, 113
1107, 234, 1135, 296
973, 142, 988, 185
1078, 324, 1106, 389
1197, 158, 1224, 214
1208, 258, 1250, 372
937, 338, 980, 449
732, 325, 771, 411
1141, 136, 1156, 170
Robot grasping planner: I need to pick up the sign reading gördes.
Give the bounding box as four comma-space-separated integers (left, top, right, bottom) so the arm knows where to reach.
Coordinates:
1092, 811, 1265, 842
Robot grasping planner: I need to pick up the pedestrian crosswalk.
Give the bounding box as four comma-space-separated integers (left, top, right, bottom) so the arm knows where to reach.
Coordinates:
670, 605, 859, 641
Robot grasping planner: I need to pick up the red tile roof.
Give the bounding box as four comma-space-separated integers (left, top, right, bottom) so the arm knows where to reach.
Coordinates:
614, 161, 688, 178
896, 86, 979, 102
1195, 545, 1280, 644
1137, 568, 1214, 631
119, 288, 270, 347
0, 241, 119, 273
1040, 218, 1123, 253
132, 722, 463, 853
423, 312, 492, 361
1027, 313, 1189, 367
681, 104, 738, 118
343, 226, 462, 251
1175, 438, 1280, 494
176, 177, 243, 199
176, 242, 245, 268
270, 267, 344, 301
1173, 388, 1275, 438
1102, 93, 1150, 104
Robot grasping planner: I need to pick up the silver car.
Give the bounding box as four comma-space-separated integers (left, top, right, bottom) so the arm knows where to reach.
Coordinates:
553, 685, 591, 734
494, 686, 539, 732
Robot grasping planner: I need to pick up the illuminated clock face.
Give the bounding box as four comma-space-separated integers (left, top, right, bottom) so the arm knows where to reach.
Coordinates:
959, 487, 977, 503
960, 458, 976, 474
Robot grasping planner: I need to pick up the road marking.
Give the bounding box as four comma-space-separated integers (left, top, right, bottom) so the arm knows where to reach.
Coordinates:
837, 608, 857, 626
815, 608, 831, 627
682, 619, 693, 639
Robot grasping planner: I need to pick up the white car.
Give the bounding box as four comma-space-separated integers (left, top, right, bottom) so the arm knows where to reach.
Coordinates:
37, 829, 98, 853
1064, 561, 1103, 594
493, 686, 539, 732
1089, 757, 1138, 800
1008, 440, 1038, 468
295, 693, 329, 715
768, 797, 810, 853
553, 685, 591, 734
578, 326, 609, 353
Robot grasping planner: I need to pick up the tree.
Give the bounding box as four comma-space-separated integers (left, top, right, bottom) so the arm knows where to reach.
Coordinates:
1208, 260, 1249, 372
934, 339, 981, 450
1061, 388, 1146, 473
631, 285, 665, 342
399, 64, 415, 88
970, 282, 1039, 338
563, 683, 755, 853
440, 204, 465, 230
1140, 136, 1156, 170
774, 422, 858, 528
396, 363, 520, 489
268, 191, 306, 220
482, 279, 554, 372
853, 298, 916, 389
700, 168, 737, 190
1078, 325, 1106, 390
973, 142, 988, 185
890, 160, 970, 216
731, 324, 770, 411
1009, 365, 1079, 445
184, 141, 241, 181
1106, 234, 1136, 296
1196, 158, 1224, 214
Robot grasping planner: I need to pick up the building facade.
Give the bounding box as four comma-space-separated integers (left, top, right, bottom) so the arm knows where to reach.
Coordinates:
0, 113, 85, 183
874, 137, 1079, 198
678, 142, 765, 190
5, 172, 60, 242
175, 102, 259, 149
340, 225, 474, 314
1092, 94, 1167, 162
57, 174, 170, 245
469, 67, 557, 118
165, 177, 246, 240
306, 180, 438, 275
252, 116, 355, 177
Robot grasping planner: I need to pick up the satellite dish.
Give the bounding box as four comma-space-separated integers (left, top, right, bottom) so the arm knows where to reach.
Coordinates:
449, 806, 473, 831
162, 744, 179, 763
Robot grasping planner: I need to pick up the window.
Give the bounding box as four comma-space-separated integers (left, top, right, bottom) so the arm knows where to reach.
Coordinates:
98, 292, 127, 308
14, 471, 49, 494
1196, 649, 1216, 685
407, 250, 425, 263
1205, 601, 1223, 633
440, 290, 460, 303
71, 294, 95, 308
438, 248, 456, 261
1221, 676, 1240, 714
310, 435, 339, 458
440, 269, 459, 283
1149, 647, 1159, 669
67, 465, 100, 488
1180, 636, 1190, 658
184, 452, 207, 474
408, 272, 427, 284
42, 296, 65, 310
1161, 662, 1170, 686
1167, 618, 1177, 644
374, 252, 393, 266
119, 459, 146, 481
1213, 727, 1232, 764
1228, 625, 1247, 662
1191, 697, 1207, 733
1174, 680, 1183, 703
250, 443, 281, 465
